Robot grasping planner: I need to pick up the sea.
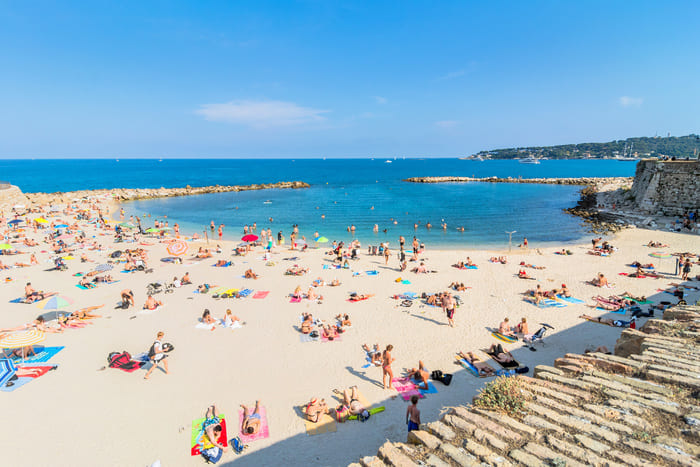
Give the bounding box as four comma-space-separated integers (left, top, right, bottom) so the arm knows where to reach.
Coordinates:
0, 158, 637, 249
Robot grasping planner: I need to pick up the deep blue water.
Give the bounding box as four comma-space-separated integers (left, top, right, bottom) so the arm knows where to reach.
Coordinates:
0, 158, 637, 248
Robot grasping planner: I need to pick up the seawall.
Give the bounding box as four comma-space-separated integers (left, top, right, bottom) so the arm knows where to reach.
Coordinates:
630, 159, 700, 215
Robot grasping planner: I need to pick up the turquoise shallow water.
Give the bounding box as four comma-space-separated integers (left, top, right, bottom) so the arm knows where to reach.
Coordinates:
0, 158, 636, 248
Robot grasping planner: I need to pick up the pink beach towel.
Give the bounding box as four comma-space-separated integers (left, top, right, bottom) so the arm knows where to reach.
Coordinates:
289, 296, 302, 303
253, 291, 270, 299
321, 333, 342, 343
238, 405, 270, 443
392, 378, 424, 401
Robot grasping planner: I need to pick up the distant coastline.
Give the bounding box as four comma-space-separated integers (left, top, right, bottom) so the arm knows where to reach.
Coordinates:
404, 176, 633, 186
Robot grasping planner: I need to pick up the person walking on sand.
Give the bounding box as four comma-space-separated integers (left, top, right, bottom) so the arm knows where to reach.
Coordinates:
406, 394, 421, 433
382, 344, 395, 389
144, 331, 169, 380
442, 292, 456, 327
384, 245, 390, 265
682, 258, 692, 281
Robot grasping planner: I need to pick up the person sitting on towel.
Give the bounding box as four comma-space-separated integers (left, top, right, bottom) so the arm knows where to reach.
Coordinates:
120, 289, 135, 308
304, 398, 329, 423
181, 272, 192, 284
515, 317, 528, 335
457, 351, 495, 376
202, 309, 216, 325
489, 344, 515, 364
201, 404, 228, 463
244, 269, 258, 279
334, 386, 369, 419
143, 294, 163, 310
362, 343, 381, 366
498, 318, 515, 337
560, 283, 571, 297
241, 400, 262, 435
300, 313, 315, 334
407, 361, 430, 390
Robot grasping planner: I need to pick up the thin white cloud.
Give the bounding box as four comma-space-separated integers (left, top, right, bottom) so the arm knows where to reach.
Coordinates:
436, 70, 466, 81
435, 120, 458, 128
195, 100, 329, 127
619, 96, 643, 108
374, 96, 388, 104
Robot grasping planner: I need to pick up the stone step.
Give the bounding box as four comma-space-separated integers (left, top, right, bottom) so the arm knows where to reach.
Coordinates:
562, 353, 637, 375
519, 374, 593, 400
605, 398, 650, 416
449, 407, 523, 443
642, 341, 700, 357
424, 453, 451, 467
421, 421, 456, 442
587, 351, 646, 371
360, 456, 388, 467
525, 401, 620, 444
589, 369, 674, 396
643, 348, 700, 369
442, 414, 508, 452
603, 388, 683, 416
377, 441, 419, 467
521, 441, 586, 467
647, 362, 700, 381
438, 443, 480, 466
623, 438, 700, 467
572, 434, 652, 466
582, 404, 652, 431
508, 448, 545, 466
407, 430, 442, 451
522, 414, 560, 432
544, 434, 623, 467
632, 353, 700, 373
528, 392, 635, 436
460, 437, 513, 466
520, 379, 577, 404
646, 369, 700, 390
533, 370, 598, 393
472, 407, 538, 437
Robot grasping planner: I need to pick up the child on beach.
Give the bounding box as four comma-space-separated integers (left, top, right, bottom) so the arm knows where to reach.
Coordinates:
406, 395, 421, 433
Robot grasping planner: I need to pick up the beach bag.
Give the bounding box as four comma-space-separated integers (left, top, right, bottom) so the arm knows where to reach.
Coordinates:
110, 250, 122, 258
201, 446, 222, 464
430, 370, 443, 381
309, 330, 319, 338
335, 405, 349, 423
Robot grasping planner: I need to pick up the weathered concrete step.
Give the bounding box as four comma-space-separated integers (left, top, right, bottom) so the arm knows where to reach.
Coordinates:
580, 374, 644, 396
360, 456, 388, 467
573, 434, 651, 466
646, 369, 700, 390
459, 437, 512, 466
643, 342, 700, 358
632, 353, 700, 373
377, 441, 419, 467
407, 430, 441, 450
603, 388, 683, 416
589, 369, 675, 396
449, 407, 523, 442
533, 369, 598, 393
438, 443, 480, 466
442, 414, 507, 452
522, 414, 560, 432
588, 351, 646, 371
472, 407, 538, 437
544, 434, 624, 467
421, 421, 456, 442
519, 374, 593, 400
529, 392, 635, 435
561, 353, 638, 375
521, 442, 586, 467
582, 404, 652, 431
525, 401, 620, 443
623, 438, 700, 467
644, 345, 700, 362
508, 448, 545, 466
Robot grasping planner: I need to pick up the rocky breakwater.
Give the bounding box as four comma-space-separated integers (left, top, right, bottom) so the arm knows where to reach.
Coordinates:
404, 176, 634, 234
25, 181, 310, 204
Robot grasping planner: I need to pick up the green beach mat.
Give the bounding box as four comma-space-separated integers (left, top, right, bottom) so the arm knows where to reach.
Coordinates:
347, 406, 385, 420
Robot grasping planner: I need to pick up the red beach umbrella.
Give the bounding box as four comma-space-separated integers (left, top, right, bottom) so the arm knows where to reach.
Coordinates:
241, 234, 258, 242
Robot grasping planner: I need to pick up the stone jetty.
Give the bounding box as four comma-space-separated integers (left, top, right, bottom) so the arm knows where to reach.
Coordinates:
403, 176, 633, 186
350, 303, 700, 467
0, 181, 310, 210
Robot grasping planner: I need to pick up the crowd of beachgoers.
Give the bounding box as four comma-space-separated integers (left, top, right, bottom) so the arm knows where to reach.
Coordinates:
1, 192, 699, 466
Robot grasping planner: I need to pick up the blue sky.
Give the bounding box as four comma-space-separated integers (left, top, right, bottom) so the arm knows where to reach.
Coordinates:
0, 1, 698, 158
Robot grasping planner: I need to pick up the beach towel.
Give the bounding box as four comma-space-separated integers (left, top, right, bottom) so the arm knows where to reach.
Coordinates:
9, 297, 29, 304
238, 289, 253, 298
457, 357, 493, 378
392, 377, 424, 401
238, 405, 270, 443
491, 332, 517, 343
556, 295, 584, 304
538, 298, 567, 308
299, 334, 320, 343
303, 410, 337, 436
366, 270, 379, 275
401, 280, 411, 284
418, 381, 438, 395
190, 415, 228, 456
252, 291, 270, 299
290, 297, 302, 303
321, 333, 342, 343
195, 322, 217, 330
10, 346, 64, 363
466, 265, 478, 269
1, 364, 57, 392
596, 307, 626, 314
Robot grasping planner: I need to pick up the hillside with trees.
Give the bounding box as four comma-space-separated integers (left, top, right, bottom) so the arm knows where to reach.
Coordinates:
472, 134, 700, 159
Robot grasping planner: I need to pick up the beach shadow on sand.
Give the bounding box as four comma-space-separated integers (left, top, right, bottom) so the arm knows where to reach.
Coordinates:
345, 366, 383, 388
410, 313, 447, 326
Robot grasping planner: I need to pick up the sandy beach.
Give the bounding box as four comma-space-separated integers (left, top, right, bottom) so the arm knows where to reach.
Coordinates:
1, 197, 699, 467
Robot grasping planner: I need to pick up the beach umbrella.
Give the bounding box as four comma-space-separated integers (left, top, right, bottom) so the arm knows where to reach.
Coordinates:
0, 330, 46, 360
8, 219, 23, 225
145, 228, 160, 233
316, 237, 329, 243
55, 224, 69, 229
95, 263, 113, 272
35, 295, 74, 311
0, 244, 11, 250
649, 252, 672, 259
0, 358, 17, 387
118, 222, 136, 229
34, 218, 48, 224
242, 234, 258, 242
167, 240, 188, 256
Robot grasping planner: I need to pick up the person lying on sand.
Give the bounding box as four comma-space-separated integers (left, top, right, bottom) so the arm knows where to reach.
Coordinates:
201, 405, 229, 462
488, 344, 515, 363
407, 361, 430, 390
520, 261, 545, 270
241, 400, 262, 435
306, 287, 323, 301
79, 276, 96, 288
304, 398, 329, 423
349, 293, 374, 301
333, 386, 369, 419
457, 351, 495, 376
517, 270, 534, 280
579, 314, 635, 327
292, 286, 303, 299
647, 241, 669, 248
1, 315, 63, 334
143, 295, 163, 310
362, 343, 382, 366
328, 279, 341, 287
411, 262, 428, 274
448, 282, 467, 291
244, 269, 258, 279
300, 313, 315, 334
197, 283, 211, 293
452, 261, 465, 269
24, 282, 56, 303
69, 304, 104, 319
312, 277, 325, 287
321, 323, 339, 340
120, 289, 135, 308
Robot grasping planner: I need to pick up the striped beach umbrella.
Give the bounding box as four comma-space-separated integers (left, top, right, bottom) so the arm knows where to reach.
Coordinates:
35, 295, 74, 310
95, 263, 113, 272
0, 330, 46, 349
167, 240, 189, 256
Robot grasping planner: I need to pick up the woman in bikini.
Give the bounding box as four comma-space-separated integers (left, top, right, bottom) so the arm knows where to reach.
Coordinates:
382, 345, 395, 389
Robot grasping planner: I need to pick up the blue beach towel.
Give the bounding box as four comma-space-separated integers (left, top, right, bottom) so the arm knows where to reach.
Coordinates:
366, 270, 379, 275
538, 299, 566, 308
418, 381, 438, 395
10, 346, 64, 363
238, 289, 253, 297
556, 295, 584, 304
0, 376, 33, 392
299, 334, 319, 343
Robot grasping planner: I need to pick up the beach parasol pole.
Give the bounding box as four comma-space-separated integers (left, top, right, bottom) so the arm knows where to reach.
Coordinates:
506, 230, 516, 252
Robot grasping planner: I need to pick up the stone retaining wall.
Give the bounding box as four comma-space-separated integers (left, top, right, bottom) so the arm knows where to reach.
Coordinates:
630, 160, 700, 215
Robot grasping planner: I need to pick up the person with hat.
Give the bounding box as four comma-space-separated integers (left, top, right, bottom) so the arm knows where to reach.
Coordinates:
304, 398, 329, 423
560, 284, 571, 297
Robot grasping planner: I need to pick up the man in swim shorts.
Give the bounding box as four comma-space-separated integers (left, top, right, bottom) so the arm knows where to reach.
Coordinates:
442, 292, 456, 327
241, 400, 262, 435
406, 394, 421, 433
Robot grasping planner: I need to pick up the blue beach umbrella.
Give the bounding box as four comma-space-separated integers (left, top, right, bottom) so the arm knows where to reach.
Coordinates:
55, 224, 69, 229
8, 219, 22, 225
0, 358, 17, 387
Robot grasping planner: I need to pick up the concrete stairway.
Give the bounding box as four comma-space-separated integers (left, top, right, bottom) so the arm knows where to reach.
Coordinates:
350, 305, 700, 467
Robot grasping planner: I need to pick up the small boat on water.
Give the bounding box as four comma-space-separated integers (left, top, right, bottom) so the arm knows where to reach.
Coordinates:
263, 200, 272, 204
519, 156, 541, 164
385, 160, 392, 163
